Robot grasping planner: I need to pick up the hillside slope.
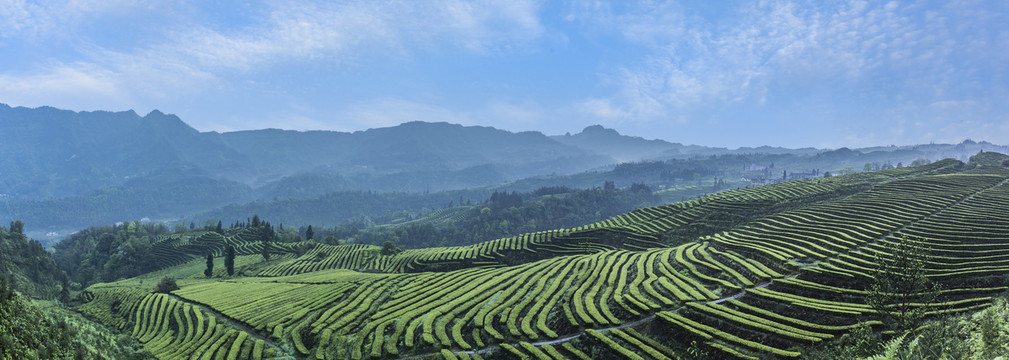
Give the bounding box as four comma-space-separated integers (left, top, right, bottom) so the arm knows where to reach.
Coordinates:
69, 158, 1009, 359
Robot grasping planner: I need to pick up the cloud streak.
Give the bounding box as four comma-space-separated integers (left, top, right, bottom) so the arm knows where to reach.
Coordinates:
0, 0, 544, 108
583, 0, 1009, 131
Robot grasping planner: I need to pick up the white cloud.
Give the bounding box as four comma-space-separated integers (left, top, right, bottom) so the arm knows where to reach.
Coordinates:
585, 0, 1008, 125
0, 0, 546, 111
0, 63, 128, 108
142, 0, 545, 72
0, 0, 141, 40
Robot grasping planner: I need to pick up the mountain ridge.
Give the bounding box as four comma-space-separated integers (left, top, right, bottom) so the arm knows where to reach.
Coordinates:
3, 103, 1008, 237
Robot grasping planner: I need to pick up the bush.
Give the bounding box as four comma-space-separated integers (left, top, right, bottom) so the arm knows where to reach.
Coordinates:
380, 241, 403, 256
153, 277, 179, 294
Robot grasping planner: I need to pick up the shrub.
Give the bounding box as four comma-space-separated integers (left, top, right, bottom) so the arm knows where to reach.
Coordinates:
153, 277, 179, 294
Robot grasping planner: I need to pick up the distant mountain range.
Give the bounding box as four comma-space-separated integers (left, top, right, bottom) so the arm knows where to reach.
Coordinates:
2, 103, 1007, 236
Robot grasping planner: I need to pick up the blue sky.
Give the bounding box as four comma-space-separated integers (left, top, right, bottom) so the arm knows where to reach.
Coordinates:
1, 0, 1007, 148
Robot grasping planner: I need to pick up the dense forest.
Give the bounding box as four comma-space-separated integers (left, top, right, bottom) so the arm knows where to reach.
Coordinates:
0, 221, 69, 300
0, 222, 153, 359
339, 184, 658, 248
53, 222, 173, 288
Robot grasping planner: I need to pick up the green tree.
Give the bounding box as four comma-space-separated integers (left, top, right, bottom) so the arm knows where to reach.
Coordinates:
204, 253, 214, 278
224, 245, 235, 276
9, 220, 23, 235
261, 234, 271, 261
866, 235, 940, 332
215, 220, 223, 234
59, 278, 70, 304
0, 274, 12, 302
305, 225, 314, 241
380, 241, 402, 256
154, 277, 179, 293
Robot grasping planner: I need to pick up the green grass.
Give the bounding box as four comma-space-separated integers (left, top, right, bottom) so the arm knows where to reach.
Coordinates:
68, 163, 1009, 360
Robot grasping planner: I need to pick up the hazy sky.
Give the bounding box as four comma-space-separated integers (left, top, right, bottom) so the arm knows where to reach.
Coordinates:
1, 1, 1007, 148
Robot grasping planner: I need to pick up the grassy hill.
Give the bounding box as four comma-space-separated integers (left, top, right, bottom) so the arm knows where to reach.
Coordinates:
68, 158, 1009, 359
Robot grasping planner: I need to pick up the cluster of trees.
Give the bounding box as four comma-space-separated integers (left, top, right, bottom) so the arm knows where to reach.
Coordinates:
0, 221, 70, 300
53, 213, 295, 286
204, 245, 238, 278
0, 219, 152, 358
53, 221, 171, 287
340, 184, 659, 248
0, 273, 150, 359
611, 160, 719, 182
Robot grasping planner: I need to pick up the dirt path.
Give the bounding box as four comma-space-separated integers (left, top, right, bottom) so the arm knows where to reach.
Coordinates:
361, 177, 1009, 359
166, 293, 280, 349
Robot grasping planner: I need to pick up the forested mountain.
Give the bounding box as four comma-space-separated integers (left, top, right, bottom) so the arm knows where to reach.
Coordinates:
0, 104, 244, 200
3, 103, 1008, 239
0, 221, 153, 359
217, 121, 612, 185
552, 124, 685, 162
323, 184, 659, 249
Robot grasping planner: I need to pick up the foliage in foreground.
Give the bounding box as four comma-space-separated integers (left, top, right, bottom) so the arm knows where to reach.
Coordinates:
0, 222, 70, 299
807, 296, 1009, 359
0, 286, 151, 360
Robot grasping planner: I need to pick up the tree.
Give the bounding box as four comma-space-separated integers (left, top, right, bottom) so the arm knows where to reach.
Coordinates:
305, 225, 314, 241
189, 221, 195, 230
380, 241, 402, 256
215, 221, 223, 234
866, 235, 940, 331
59, 278, 71, 304
154, 277, 179, 293
204, 253, 214, 278
0, 274, 12, 302
9, 220, 23, 235
224, 245, 235, 276
261, 229, 272, 261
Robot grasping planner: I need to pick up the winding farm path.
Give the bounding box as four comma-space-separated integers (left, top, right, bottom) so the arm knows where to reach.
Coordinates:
401, 177, 1009, 359
165, 293, 280, 350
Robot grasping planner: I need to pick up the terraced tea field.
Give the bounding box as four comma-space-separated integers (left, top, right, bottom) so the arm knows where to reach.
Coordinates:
76, 159, 1009, 359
